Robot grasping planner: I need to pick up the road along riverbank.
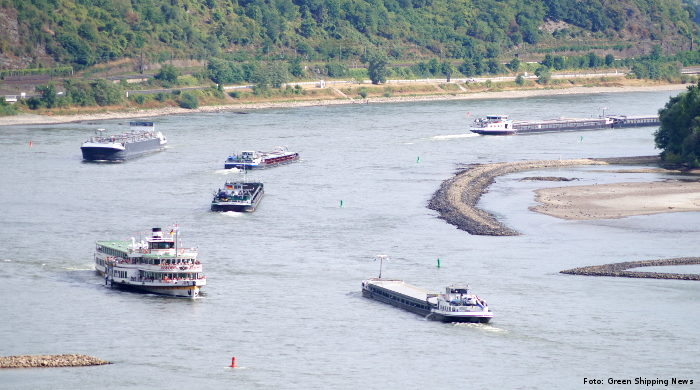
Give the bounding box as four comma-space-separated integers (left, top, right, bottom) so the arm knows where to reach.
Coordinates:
0, 354, 110, 368
561, 257, 700, 280
0, 83, 688, 126
427, 156, 662, 236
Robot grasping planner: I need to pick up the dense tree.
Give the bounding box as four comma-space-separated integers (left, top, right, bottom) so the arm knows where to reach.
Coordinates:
36, 84, 57, 108
508, 58, 520, 72
654, 82, 700, 167
535, 66, 551, 84
155, 65, 179, 83
3, 0, 694, 70
366, 52, 388, 84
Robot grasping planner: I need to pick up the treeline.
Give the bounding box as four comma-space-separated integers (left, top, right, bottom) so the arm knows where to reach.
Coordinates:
655, 82, 700, 167
0, 0, 696, 70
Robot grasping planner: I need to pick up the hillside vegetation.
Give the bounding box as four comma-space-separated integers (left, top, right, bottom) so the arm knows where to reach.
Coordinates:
0, 0, 697, 70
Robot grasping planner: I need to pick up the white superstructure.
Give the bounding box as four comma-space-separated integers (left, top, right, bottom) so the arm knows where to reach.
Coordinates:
94, 226, 205, 298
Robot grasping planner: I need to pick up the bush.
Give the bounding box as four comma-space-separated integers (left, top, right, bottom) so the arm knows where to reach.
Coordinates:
132, 94, 146, 104
0, 98, 18, 116
515, 74, 525, 86
155, 64, 179, 83
358, 87, 368, 98
178, 91, 199, 109
228, 91, 240, 98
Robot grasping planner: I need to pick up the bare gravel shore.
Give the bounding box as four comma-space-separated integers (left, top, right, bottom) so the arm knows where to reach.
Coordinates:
531, 180, 700, 220
0, 354, 110, 368
561, 257, 700, 280
0, 84, 688, 126
427, 156, 661, 236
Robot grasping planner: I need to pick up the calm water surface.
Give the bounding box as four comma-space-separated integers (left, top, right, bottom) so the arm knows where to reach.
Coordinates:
1, 90, 699, 389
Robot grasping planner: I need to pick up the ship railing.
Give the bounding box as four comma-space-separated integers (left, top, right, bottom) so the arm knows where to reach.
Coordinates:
130, 276, 206, 284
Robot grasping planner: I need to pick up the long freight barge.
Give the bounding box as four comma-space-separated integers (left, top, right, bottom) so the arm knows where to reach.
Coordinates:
361, 278, 493, 323
470, 114, 659, 135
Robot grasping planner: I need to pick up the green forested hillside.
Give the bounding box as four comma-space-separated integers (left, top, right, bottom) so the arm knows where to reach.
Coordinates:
0, 0, 697, 70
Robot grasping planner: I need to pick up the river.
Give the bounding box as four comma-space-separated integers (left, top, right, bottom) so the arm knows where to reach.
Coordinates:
1, 89, 698, 389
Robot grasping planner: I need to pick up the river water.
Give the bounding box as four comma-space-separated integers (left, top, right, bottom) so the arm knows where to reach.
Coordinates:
1, 89, 699, 389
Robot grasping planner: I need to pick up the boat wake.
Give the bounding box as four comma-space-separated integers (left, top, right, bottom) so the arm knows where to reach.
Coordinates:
430, 133, 479, 141
214, 168, 242, 175
64, 266, 95, 271
453, 322, 508, 333
221, 211, 245, 218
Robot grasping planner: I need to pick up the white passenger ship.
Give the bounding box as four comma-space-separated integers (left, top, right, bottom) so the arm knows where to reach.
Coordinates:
94, 227, 205, 298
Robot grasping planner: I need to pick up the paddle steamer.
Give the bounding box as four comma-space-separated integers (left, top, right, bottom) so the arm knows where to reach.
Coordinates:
94, 227, 205, 298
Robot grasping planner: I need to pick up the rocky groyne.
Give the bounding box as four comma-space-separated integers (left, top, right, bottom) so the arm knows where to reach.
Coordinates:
427, 156, 659, 236
0, 354, 110, 368
561, 257, 700, 280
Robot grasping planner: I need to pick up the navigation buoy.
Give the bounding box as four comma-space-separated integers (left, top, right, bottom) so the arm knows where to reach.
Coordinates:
29, 140, 33, 148
437, 258, 441, 268
416, 156, 420, 163
579, 136, 583, 142
230, 357, 236, 368
339, 200, 344, 208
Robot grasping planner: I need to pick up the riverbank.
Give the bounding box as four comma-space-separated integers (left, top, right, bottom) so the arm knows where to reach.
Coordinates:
561, 257, 700, 280
427, 156, 664, 236
0, 354, 110, 368
0, 83, 688, 126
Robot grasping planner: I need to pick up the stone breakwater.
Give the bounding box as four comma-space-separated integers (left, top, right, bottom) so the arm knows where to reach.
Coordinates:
427, 156, 659, 236
561, 257, 700, 280
0, 354, 110, 368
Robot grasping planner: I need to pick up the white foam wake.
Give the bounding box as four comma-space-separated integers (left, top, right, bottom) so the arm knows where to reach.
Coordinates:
214, 168, 242, 175
430, 133, 479, 140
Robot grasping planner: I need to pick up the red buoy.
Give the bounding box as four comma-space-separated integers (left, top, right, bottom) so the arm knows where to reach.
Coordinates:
230, 357, 236, 368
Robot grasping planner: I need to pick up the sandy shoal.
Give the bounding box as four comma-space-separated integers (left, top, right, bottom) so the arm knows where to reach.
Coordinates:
531, 181, 700, 220
0, 84, 689, 126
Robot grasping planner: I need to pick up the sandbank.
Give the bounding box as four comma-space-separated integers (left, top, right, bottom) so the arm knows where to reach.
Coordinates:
531, 181, 700, 220
0, 83, 688, 126
428, 156, 700, 236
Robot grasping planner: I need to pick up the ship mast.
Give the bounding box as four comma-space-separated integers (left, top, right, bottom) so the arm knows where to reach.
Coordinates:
376, 254, 388, 279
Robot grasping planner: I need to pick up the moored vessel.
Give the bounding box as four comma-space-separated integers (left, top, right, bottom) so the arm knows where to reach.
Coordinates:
362, 278, 493, 323
224, 146, 299, 169
81, 122, 167, 161
94, 227, 205, 298
470, 114, 659, 135
211, 181, 264, 212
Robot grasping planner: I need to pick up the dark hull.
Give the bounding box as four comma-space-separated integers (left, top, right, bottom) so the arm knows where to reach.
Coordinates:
224, 153, 299, 169
362, 287, 432, 317
427, 311, 492, 324
470, 129, 516, 136
82, 138, 163, 162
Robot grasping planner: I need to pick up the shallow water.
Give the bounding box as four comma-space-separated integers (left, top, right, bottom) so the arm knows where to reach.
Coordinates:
1, 89, 699, 389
